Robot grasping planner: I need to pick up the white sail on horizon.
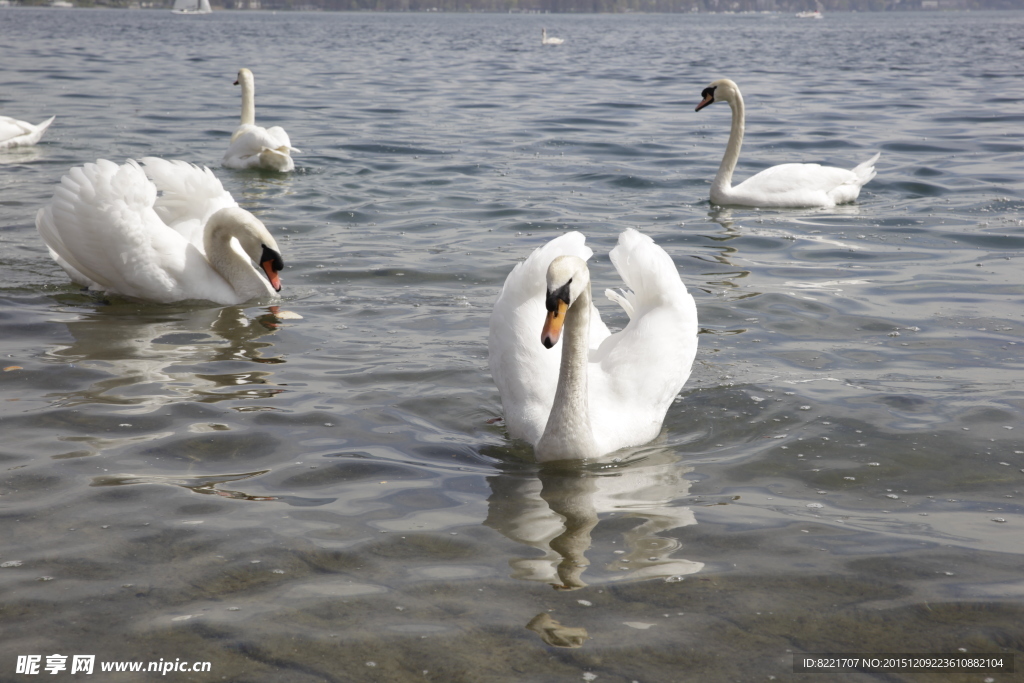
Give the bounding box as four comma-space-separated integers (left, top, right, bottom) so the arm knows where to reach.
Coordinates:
172, 0, 211, 15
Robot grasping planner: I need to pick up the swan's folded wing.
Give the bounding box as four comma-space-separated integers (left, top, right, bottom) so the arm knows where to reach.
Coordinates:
0, 117, 32, 141
36, 159, 196, 302
489, 231, 598, 444
141, 158, 237, 249
744, 162, 856, 195
227, 124, 296, 154
223, 124, 297, 172
735, 160, 877, 208
264, 126, 299, 153
589, 230, 698, 448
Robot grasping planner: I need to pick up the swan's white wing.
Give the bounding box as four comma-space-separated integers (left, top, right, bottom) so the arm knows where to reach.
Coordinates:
489, 232, 609, 445
0, 117, 33, 142
35, 159, 238, 304
588, 229, 698, 452
734, 163, 852, 206
140, 157, 237, 250
0, 115, 54, 149
223, 124, 297, 172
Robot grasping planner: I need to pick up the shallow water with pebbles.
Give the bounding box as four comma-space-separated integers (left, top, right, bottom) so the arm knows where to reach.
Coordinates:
1, 8, 1023, 681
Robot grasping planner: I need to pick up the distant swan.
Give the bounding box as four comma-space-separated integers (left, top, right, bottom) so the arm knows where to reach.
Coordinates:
695, 79, 878, 208
223, 68, 298, 172
489, 229, 698, 462
0, 115, 55, 149
541, 28, 564, 46
36, 158, 284, 305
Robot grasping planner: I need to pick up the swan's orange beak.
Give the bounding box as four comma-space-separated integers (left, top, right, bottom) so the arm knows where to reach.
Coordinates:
261, 260, 282, 292
541, 300, 568, 349
259, 244, 283, 292
695, 93, 714, 112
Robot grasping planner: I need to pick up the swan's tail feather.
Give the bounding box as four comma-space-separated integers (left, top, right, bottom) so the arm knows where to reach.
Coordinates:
35, 115, 55, 135
851, 152, 880, 187
258, 148, 296, 173
21, 115, 56, 146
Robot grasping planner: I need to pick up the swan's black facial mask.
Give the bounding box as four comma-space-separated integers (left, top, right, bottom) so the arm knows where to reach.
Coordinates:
261, 245, 284, 273
695, 86, 717, 112
545, 280, 572, 315
259, 245, 284, 292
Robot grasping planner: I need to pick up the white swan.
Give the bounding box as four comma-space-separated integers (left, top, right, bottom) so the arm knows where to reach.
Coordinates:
35, 158, 284, 305
541, 28, 564, 46
0, 115, 55, 149
695, 79, 879, 208
489, 229, 698, 462
222, 68, 298, 172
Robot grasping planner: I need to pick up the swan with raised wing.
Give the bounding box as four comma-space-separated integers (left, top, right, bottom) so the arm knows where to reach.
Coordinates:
0, 115, 55, 149
36, 158, 284, 305
223, 68, 298, 172
695, 79, 878, 208
489, 229, 698, 462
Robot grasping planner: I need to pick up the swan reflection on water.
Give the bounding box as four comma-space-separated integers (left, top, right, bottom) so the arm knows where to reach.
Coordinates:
0, 145, 43, 165
484, 449, 703, 591
45, 303, 294, 416
705, 206, 868, 266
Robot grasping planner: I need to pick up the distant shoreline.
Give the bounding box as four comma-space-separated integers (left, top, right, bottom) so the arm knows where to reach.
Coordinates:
4, 3, 1020, 11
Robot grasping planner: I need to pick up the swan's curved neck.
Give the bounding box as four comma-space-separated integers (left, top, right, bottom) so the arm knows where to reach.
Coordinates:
239, 76, 256, 126
537, 284, 599, 461
713, 92, 745, 199
204, 222, 270, 301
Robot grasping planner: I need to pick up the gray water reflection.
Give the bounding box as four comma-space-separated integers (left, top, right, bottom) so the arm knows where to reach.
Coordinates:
485, 452, 702, 590
46, 304, 292, 411
91, 469, 279, 502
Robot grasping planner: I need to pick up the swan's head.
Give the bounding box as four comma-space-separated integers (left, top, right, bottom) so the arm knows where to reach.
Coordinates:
541, 255, 590, 349
234, 68, 254, 88
208, 206, 284, 292
695, 78, 739, 112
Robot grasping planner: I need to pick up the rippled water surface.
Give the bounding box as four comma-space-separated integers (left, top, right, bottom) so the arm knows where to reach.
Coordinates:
2, 7, 1023, 681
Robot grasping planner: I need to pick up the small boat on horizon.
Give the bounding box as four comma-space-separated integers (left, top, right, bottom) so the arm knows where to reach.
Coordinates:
797, 0, 824, 18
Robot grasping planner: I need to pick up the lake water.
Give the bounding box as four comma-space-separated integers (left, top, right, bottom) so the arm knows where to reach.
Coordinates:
2, 7, 1023, 681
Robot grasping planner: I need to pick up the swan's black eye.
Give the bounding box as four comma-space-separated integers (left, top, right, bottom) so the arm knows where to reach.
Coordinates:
545, 281, 572, 313
701, 86, 716, 101
261, 245, 284, 272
